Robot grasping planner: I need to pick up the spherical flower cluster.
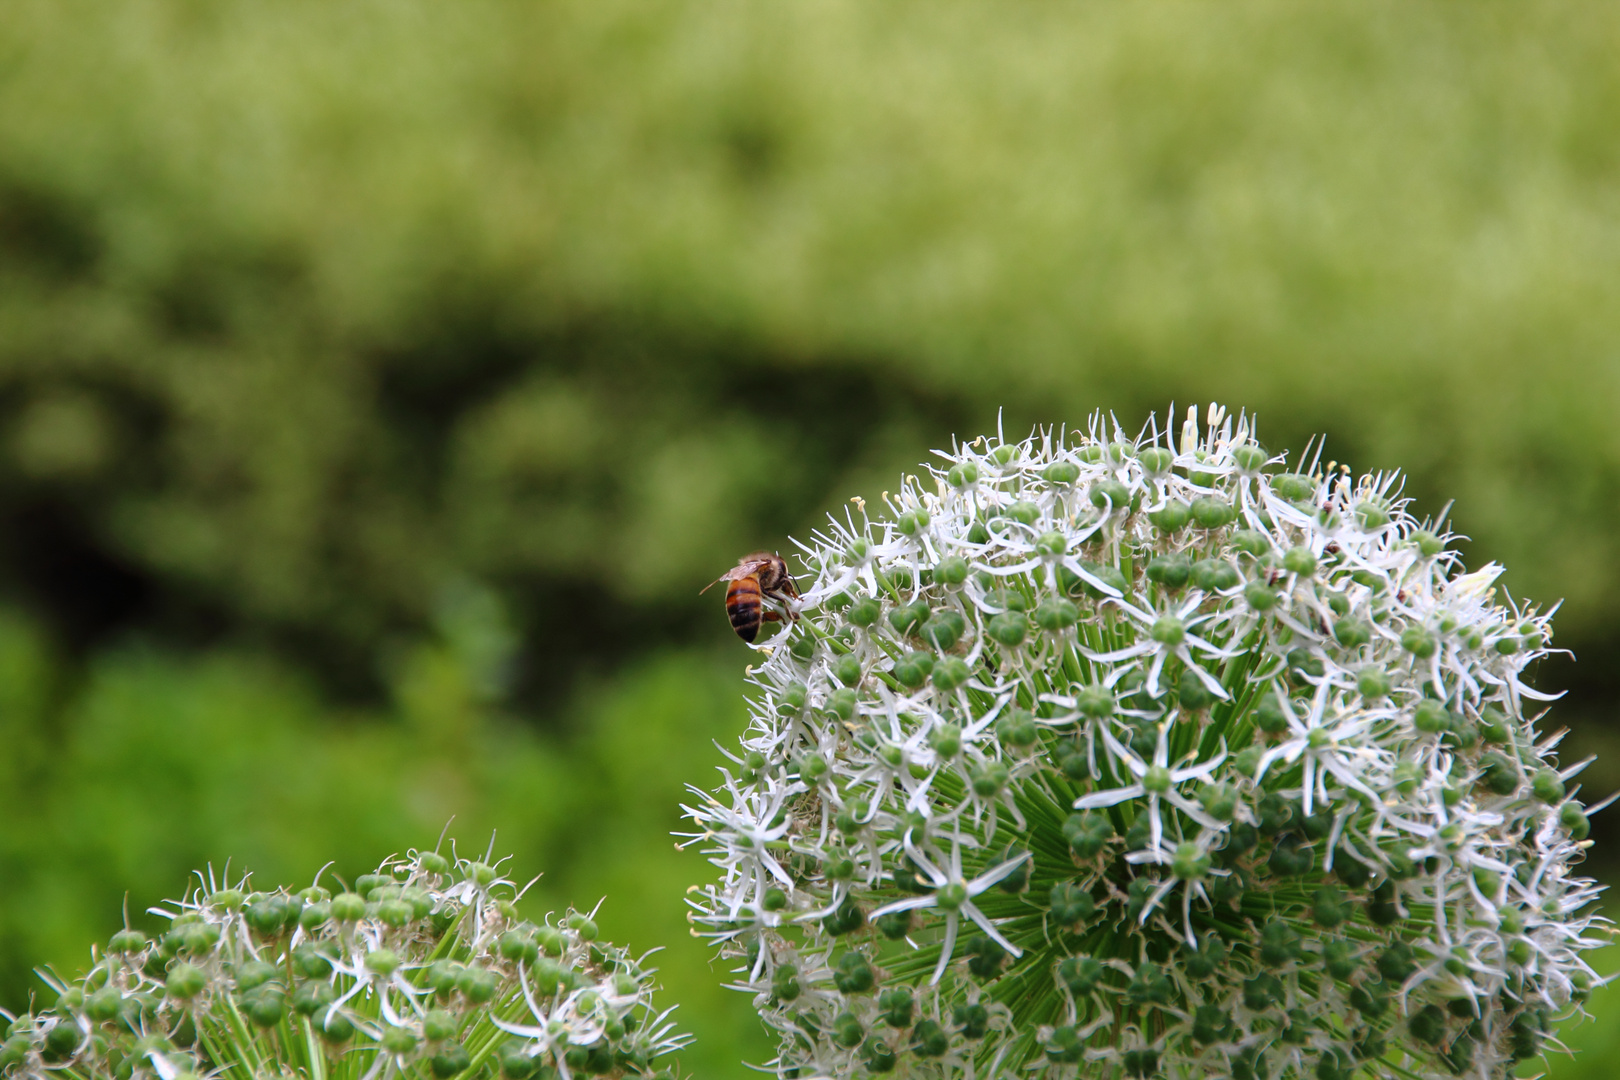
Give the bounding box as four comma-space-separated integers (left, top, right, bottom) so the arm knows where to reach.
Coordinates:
3, 848, 687, 1080
682, 405, 1607, 1080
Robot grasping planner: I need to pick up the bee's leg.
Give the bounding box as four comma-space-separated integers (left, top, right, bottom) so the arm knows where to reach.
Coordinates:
760, 611, 784, 625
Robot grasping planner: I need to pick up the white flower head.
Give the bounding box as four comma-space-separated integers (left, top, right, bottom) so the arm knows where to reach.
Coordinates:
686, 405, 1605, 1080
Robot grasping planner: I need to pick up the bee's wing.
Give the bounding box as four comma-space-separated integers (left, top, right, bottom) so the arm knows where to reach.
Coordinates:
699, 559, 770, 595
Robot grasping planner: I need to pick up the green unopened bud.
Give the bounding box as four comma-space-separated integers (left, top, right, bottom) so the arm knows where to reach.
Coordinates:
1282, 547, 1318, 576
846, 597, 881, 628
931, 658, 971, 692
430, 1043, 472, 1079
1531, 769, 1566, 804
1355, 501, 1390, 530
1149, 500, 1190, 533
1033, 598, 1079, 631
330, 891, 367, 921
986, 612, 1029, 647
1272, 473, 1314, 501
1190, 496, 1235, 529
1244, 582, 1280, 611
1413, 700, 1449, 734
833, 952, 875, 994
1401, 627, 1438, 658
1150, 617, 1185, 645
166, 963, 206, 1000
1357, 667, 1392, 700
1172, 843, 1211, 880
1146, 554, 1191, 590
1192, 559, 1239, 591
1411, 530, 1444, 557
365, 949, 401, 976
1561, 802, 1591, 840
1136, 447, 1173, 474
291, 980, 335, 1016
1176, 668, 1215, 711
1089, 481, 1130, 511
947, 463, 979, 488
996, 710, 1039, 750
971, 761, 1009, 797
891, 651, 936, 688
1333, 618, 1372, 648
832, 656, 863, 687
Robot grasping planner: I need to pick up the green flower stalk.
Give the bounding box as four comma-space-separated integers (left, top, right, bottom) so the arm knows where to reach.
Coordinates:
682, 404, 1607, 1079
2, 848, 687, 1080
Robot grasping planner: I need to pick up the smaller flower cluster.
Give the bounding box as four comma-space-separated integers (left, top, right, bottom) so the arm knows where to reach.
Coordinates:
1, 848, 687, 1080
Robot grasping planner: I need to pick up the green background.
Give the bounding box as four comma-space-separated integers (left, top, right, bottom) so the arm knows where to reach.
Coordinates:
0, 2, 1618, 1075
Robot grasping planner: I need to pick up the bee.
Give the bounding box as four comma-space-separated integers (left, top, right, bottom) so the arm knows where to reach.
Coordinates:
702, 551, 800, 643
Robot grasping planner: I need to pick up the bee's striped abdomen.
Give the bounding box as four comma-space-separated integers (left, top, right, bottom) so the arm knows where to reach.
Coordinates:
725, 576, 763, 642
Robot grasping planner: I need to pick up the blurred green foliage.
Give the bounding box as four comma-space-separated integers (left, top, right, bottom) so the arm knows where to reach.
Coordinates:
0, 1, 1619, 1077
0, 1, 1618, 673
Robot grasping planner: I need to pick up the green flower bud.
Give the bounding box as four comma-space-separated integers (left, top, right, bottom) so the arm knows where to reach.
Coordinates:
1562, 802, 1591, 840
889, 601, 929, 635
1244, 972, 1282, 1011
833, 953, 874, 994
364, 949, 401, 977
986, 612, 1029, 646
1145, 554, 1191, 591
1408, 1004, 1446, 1047
947, 463, 979, 488
1355, 501, 1390, 530
331, 892, 367, 921
40, 1022, 80, 1064
1282, 546, 1318, 576
1149, 500, 1190, 533
241, 987, 285, 1028
1232, 444, 1268, 472
965, 934, 1006, 979
1033, 598, 1079, 631
1149, 616, 1185, 645
1043, 461, 1081, 486
970, 761, 1009, 798
1413, 699, 1449, 734
1136, 447, 1174, 474
1411, 530, 1445, 557
1057, 956, 1105, 995
291, 980, 335, 1017
832, 656, 863, 687
912, 1018, 949, 1057
1311, 886, 1348, 928
1190, 496, 1235, 528
823, 898, 864, 937
996, 710, 1039, 751
1531, 769, 1566, 804
891, 651, 936, 688
430, 1043, 471, 1079
1322, 938, 1359, 980
1274, 473, 1316, 501
920, 610, 965, 649
1171, 843, 1211, 880
1176, 667, 1215, 711
1192, 559, 1239, 591
846, 596, 882, 628
1356, 667, 1391, 700
1348, 983, 1388, 1019
377, 899, 415, 927
1332, 618, 1371, 648
1244, 581, 1280, 611
1253, 695, 1290, 735
1047, 881, 1095, 925
166, 964, 206, 1000
1400, 627, 1438, 658
108, 929, 147, 954
868, 987, 912, 1029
